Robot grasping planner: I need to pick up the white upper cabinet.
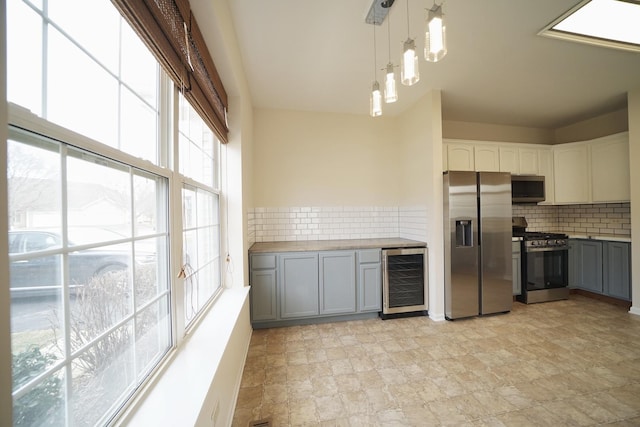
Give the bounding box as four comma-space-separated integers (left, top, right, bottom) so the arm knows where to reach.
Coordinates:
474, 145, 500, 172
518, 148, 539, 175
553, 143, 590, 204
443, 132, 629, 205
590, 133, 630, 203
447, 143, 475, 171
499, 147, 519, 174
537, 148, 554, 205
552, 132, 629, 205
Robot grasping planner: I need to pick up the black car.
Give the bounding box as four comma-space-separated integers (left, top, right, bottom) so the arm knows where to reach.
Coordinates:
9, 230, 142, 298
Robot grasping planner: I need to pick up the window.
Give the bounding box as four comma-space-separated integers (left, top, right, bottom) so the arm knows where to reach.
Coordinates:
7, 0, 160, 164
8, 129, 171, 426
7, 0, 225, 424
178, 94, 222, 327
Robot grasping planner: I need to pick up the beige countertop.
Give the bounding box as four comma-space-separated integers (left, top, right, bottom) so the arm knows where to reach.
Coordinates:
566, 234, 631, 243
249, 238, 427, 253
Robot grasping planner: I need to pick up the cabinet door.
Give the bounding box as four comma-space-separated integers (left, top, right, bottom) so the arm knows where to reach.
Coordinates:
359, 262, 382, 312
512, 242, 521, 296
553, 144, 590, 204
250, 269, 277, 321
538, 149, 554, 205
518, 148, 538, 175
604, 242, 631, 300
591, 135, 630, 202
499, 147, 519, 174
568, 240, 578, 288
280, 253, 319, 318
319, 251, 356, 315
574, 240, 603, 293
474, 145, 500, 172
447, 144, 474, 171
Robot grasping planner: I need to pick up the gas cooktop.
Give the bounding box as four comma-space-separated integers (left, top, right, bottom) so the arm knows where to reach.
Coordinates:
513, 231, 568, 240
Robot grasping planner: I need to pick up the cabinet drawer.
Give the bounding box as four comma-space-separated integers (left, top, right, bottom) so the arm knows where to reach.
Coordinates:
358, 249, 380, 264
251, 254, 276, 269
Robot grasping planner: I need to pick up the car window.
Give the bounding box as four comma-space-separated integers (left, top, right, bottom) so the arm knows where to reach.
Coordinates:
8, 233, 21, 254
24, 233, 59, 252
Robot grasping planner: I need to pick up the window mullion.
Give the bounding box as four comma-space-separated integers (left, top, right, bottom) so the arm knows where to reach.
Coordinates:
59, 143, 73, 427
41, 0, 48, 119
169, 86, 186, 342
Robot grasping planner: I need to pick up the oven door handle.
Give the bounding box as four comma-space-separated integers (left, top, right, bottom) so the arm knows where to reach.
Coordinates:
525, 245, 569, 253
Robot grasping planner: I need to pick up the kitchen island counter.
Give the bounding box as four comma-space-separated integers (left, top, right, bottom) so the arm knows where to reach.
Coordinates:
249, 238, 426, 254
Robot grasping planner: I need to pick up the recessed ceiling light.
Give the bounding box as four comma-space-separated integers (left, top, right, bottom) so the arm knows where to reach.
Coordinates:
539, 0, 640, 52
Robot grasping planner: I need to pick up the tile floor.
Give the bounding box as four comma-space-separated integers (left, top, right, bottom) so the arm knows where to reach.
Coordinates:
232, 296, 640, 426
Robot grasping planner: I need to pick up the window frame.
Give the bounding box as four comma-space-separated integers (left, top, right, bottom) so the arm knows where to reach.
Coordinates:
6, 2, 226, 421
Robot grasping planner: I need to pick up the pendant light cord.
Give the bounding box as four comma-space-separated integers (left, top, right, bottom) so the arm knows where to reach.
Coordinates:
373, 21, 377, 78
406, 0, 410, 37
387, 9, 392, 62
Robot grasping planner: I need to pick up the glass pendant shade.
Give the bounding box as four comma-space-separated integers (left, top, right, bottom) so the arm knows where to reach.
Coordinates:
401, 38, 420, 86
425, 5, 447, 62
384, 63, 398, 103
370, 81, 382, 117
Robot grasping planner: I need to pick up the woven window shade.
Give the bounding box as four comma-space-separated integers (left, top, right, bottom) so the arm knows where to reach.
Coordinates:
112, 0, 229, 143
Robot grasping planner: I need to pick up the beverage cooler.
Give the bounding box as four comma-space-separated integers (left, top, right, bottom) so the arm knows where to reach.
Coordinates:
381, 247, 428, 319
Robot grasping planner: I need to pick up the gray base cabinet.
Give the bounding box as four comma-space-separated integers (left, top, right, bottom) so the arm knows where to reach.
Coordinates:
604, 241, 631, 300
512, 242, 521, 296
570, 239, 631, 301
572, 240, 603, 293
249, 247, 384, 327
280, 253, 319, 318
358, 249, 382, 312
320, 251, 356, 315
250, 255, 277, 321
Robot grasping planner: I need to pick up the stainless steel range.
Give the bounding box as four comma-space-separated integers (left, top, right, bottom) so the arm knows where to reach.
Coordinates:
513, 217, 570, 304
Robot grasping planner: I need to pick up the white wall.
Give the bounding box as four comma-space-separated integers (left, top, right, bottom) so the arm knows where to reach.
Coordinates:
252, 92, 446, 321
628, 90, 640, 316
124, 0, 256, 424
555, 108, 629, 144
398, 91, 445, 320
253, 109, 400, 207
443, 120, 553, 144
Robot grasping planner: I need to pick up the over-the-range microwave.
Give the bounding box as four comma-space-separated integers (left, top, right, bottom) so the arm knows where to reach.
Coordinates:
511, 175, 545, 203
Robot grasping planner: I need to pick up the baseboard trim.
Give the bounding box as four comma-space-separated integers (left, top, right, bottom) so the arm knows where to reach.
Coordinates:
570, 289, 631, 310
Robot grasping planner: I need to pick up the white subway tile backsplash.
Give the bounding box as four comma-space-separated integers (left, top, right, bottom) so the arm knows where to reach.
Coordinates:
247, 202, 631, 245
513, 202, 630, 237
248, 206, 408, 242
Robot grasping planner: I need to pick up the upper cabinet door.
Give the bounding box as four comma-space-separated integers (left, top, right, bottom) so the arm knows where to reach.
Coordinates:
499, 147, 519, 174
447, 144, 475, 171
537, 148, 554, 205
518, 148, 539, 175
553, 144, 590, 204
474, 145, 500, 172
591, 134, 630, 203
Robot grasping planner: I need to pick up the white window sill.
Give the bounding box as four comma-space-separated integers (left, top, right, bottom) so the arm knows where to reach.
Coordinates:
119, 286, 251, 426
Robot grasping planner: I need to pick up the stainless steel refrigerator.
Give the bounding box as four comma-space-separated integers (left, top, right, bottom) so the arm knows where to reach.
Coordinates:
443, 171, 512, 320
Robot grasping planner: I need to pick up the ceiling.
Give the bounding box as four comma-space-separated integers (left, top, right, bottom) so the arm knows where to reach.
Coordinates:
227, 0, 640, 129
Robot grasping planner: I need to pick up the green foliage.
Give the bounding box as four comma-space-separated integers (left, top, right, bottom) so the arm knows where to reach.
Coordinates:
12, 347, 63, 426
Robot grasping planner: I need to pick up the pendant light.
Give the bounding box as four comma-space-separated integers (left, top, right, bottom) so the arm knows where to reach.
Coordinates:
425, 2, 447, 62
370, 22, 382, 117
384, 10, 398, 103
401, 0, 419, 86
